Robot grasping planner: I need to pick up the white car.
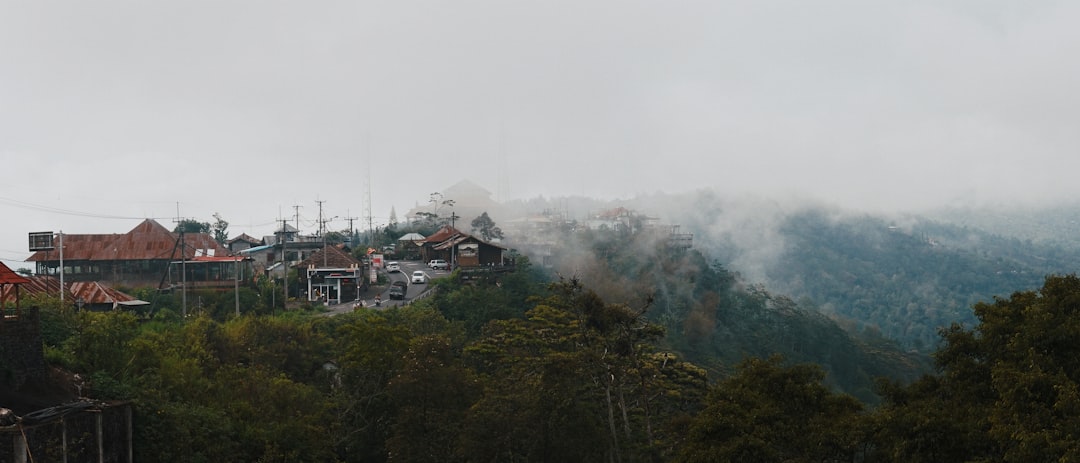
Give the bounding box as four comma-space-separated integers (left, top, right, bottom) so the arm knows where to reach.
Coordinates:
411, 270, 427, 284
386, 262, 400, 273
428, 259, 448, 270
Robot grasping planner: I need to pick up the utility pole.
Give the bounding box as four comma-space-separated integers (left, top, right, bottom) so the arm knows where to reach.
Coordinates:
280, 218, 289, 307
58, 231, 64, 303
292, 204, 302, 237
366, 169, 374, 251
316, 200, 326, 237
234, 255, 240, 316
171, 205, 194, 317
345, 213, 358, 245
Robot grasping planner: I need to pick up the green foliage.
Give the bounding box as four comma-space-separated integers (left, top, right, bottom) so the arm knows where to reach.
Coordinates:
173, 219, 210, 234
676, 356, 865, 462
44, 221, 1042, 461
871, 274, 1080, 462
470, 211, 504, 241
461, 279, 708, 461
769, 209, 1074, 350
552, 222, 930, 402
386, 335, 478, 462
211, 212, 229, 244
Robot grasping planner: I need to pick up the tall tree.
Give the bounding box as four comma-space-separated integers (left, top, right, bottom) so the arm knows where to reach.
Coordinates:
461, 279, 705, 461
873, 274, 1080, 462
470, 211, 504, 241
173, 219, 210, 234
676, 356, 865, 463
211, 212, 229, 244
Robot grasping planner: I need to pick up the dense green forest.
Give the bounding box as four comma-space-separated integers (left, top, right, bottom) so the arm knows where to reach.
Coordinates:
617, 192, 1080, 352
764, 208, 1080, 351
18, 223, 1080, 461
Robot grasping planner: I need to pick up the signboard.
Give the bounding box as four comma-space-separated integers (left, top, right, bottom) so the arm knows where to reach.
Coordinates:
29, 231, 54, 251
458, 243, 478, 257
371, 254, 384, 268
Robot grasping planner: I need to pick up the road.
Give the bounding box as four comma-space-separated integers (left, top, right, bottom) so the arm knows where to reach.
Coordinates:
323, 259, 451, 314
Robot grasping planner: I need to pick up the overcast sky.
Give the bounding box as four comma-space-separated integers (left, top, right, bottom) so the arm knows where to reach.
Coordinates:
3, 1, 1080, 268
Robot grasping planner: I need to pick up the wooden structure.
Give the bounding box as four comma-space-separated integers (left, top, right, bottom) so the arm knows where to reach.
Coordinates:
295, 245, 366, 305
0, 261, 31, 317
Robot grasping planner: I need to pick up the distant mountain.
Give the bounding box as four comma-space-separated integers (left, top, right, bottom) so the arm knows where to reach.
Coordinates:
505, 191, 1080, 352
534, 217, 930, 403
653, 193, 1080, 351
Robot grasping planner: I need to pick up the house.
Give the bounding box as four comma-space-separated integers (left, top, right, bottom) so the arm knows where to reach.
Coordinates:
69, 281, 150, 311
226, 233, 263, 253
396, 232, 425, 260
0, 273, 148, 312
24, 219, 233, 289
294, 245, 367, 305
421, 225, 507, 268
167, 254, 252, 291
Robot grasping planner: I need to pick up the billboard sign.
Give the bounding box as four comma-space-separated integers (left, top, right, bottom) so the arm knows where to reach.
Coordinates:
29, 231, 55, 251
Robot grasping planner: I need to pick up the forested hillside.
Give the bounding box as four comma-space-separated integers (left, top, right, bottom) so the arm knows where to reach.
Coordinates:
765, 208, 1080, 350
618, 191, 1080, 352
18, 235, 1080, 460
548, 226, 929, 402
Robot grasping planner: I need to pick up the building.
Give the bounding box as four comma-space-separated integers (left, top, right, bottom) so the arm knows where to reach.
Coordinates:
226, 233, 263, 253
395, 232, 426, 260
294, 245, 367, 305
421, 225, 507, 268
24, 219, 232, 289
405, 179, 506, 226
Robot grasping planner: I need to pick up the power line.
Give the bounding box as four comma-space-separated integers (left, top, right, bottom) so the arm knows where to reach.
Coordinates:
0, 196, 168, 220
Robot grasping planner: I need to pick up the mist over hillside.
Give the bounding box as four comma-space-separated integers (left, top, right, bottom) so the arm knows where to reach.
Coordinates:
501, 190, 1080, 351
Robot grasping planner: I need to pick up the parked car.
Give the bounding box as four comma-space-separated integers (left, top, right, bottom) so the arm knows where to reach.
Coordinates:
386, 262, 400, 273
428, 259, 448, 270
388, 280, 407, 300
411, 270, 427, 284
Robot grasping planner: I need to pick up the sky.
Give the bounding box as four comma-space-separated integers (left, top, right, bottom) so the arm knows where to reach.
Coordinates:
3, 1, 1080, 270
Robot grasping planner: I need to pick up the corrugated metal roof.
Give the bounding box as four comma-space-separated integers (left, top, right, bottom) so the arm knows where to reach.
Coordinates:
0, 276, 142, 306
296, 245, 362, 269
227, 233, 262, 245
25, 219, 231, 262
431, 233, 508, 251
0, 261, 31, 285
178, 256, 250, 263
69, 281, 141, 304
0, 275, 68, 305
422, 225, 463, 244
239, 244, 274, 254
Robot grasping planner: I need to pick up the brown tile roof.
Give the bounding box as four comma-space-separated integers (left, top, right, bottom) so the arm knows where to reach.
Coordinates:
25, 219, 230, 262
296, 245, 362, 269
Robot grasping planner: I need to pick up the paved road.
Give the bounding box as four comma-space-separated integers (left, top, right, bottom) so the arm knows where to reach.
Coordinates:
323, 260, 451, 314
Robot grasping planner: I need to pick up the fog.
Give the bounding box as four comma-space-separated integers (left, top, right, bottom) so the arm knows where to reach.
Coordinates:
4, 1, 1080, 271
